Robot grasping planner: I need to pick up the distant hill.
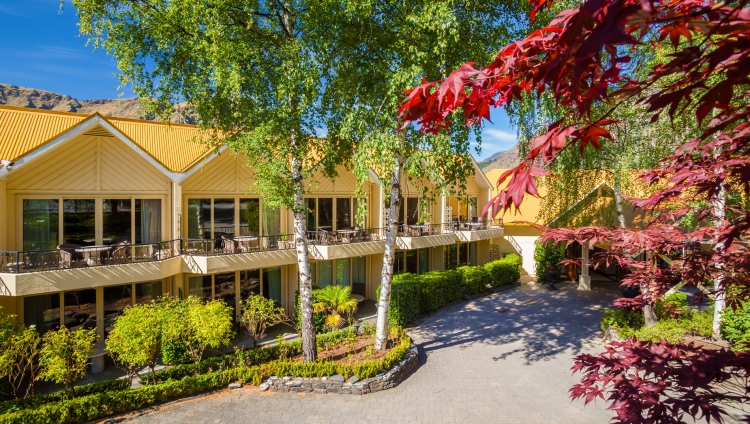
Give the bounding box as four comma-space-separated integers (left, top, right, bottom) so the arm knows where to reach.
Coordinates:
479, 143, 520, 170
0, 83, 193, 123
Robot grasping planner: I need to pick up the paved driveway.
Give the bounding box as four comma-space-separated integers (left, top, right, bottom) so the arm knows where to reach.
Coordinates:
122, 281, 625, 423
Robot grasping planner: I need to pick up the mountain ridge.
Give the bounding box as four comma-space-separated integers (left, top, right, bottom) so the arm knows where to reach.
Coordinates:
478, 143, 520, 170
0, 83, 192, 123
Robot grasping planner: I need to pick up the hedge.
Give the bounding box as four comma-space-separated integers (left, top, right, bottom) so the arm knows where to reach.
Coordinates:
375, 257, 523, 326
457, 266, 492, 295
0, 380, 130, 415
485, 254, 522, 287
418, 270, 463, 314
376, 273, 420, 327
0, 333, 412, 424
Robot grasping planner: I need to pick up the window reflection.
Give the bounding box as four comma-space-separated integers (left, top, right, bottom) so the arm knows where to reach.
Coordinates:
240, 199, 260, 236
336, 198, 351, 229
103, 284, 132, 337
23, 294, 60, 335
103, 199, 132, 245
22, 199, 59, 250
63, 289, 97, 331
188, 199, 211, 239
63, 199, 95, 245
188, 276, 212, 301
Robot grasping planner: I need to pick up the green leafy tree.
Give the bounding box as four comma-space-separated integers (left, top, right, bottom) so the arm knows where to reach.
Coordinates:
240, 294, 292, 348
183, 297, 234, 363
317, 0, 532, 350
0, 310, 40, 398
37, 327, 96, 391
312, 285, 358, 331
155, 296, 191, 366
106, 304, 162, 383
72, 0, 397, 362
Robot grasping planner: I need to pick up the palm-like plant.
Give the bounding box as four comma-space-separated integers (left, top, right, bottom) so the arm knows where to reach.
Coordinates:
313, 286, 358, 331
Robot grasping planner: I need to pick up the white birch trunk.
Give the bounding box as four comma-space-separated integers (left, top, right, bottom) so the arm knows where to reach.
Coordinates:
292, 156, 316, 361
375, 153, 403, 350
712, 181, 726, 340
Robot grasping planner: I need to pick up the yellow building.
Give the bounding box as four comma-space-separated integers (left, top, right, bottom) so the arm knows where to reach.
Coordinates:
0, 105, 502, 340
486, 168, 646, 277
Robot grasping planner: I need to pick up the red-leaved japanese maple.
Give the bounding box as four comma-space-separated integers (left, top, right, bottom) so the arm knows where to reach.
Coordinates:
400, 0, 750, 422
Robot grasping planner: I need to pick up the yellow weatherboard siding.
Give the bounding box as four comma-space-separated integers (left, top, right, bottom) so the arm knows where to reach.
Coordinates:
0, 105, 213, 172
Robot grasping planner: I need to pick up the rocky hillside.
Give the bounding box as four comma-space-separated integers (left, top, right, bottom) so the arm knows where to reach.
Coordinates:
479, 143, 520, 170
0, 83, 193, 123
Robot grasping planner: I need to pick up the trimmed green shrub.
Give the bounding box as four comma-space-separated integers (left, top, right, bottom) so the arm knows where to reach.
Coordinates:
655, 292, 691, 319
376, 274, 420, 326
533, 241, 564, 283
721, 301, 750, 351
0, 380, 129, 415
457, 266, 491, 295
418, 270, 462, 314
485, 254, 522, 286
601, 308, 645, 334
294, 290, 327, 333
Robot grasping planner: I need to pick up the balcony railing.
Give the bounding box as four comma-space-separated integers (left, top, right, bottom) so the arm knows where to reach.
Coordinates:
306, 228, 385, 246
0, 240, 181, 274
450, 218, 504, 231
182, 234, 297, 256
397, 223, 453, 237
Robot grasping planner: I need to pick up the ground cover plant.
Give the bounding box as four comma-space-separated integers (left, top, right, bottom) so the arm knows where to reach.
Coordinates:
399, 0, 750, 420
601, 293, 714, 343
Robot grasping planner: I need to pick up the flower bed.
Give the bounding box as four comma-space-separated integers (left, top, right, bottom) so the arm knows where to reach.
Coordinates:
0, 328, 415, 424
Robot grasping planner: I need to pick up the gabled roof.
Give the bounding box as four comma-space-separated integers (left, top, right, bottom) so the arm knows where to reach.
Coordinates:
0, 105, 213, 173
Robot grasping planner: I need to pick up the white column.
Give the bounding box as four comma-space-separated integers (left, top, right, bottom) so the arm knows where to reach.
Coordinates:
579, 244, 591, 291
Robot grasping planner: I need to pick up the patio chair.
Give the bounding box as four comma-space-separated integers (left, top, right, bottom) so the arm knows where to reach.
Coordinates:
105, 241, 131, 265
319, 230, 337, 245
221, 234, 237, 254
57, 244, 83, 269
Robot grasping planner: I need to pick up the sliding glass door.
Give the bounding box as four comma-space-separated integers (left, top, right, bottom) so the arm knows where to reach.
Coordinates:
187, 197, 279, 239
62, 199, 96, 245
103, 199, 132, 244
22, 199, 59, 250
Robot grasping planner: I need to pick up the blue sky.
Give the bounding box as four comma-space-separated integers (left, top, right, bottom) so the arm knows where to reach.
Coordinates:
0, 0, 517, 160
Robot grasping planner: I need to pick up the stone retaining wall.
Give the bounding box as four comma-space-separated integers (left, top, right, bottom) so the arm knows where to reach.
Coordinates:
259, 343, 419, 395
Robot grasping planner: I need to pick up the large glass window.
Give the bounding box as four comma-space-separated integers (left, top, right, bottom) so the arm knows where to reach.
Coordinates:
103, 199, 132, 245
63, 289, 96, 331
262, 203, 281, 236
406, 198, 420, 225
188, 199, 211, 239
394, 252, 405, 274
352, 257, 366, 295
318, 198, 333, 229
305, 198, 317, 231
469, 197, 478, 220
459, 243, 469, 266
318, 261, 333, 287
336, 198, 351, 229
135, 281, 162, 304
445, 244, 458, 269
22, 199, 59, 250
23, 293, 60, 335
214, 272, 236, 317
135, 200, 162, 244
310, 262, 318, 287
188, 276, 212, 301
469, 242, 477, 266
405, 250, 418, 274
103, 284, 132, 336
240, 269, 261, 299
419, 248, 430, 274
336, 259, 350, 287
262, 267, 282, 304
63, 199, 95, 245
213, 198, 235, 237
240, 199, 260, 236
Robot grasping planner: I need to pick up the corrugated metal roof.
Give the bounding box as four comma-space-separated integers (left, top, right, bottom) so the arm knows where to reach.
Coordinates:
0, 106, 214, 173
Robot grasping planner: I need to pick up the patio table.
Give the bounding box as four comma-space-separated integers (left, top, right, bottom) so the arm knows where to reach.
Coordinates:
336, 229, 358, 243
233, 235, 259, 253
75, 245, 111, 266
350, 294, 365, 303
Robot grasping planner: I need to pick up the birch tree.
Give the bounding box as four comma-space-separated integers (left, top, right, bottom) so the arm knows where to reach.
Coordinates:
318, 1, 530, 349
73, 0, 378, 362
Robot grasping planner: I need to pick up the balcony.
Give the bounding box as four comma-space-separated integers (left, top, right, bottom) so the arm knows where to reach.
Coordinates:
454, 219, 504, 242
396, 223, 457, 250
307, 228, 386, 260
179, 235, 298, 274
0, 241, 182, 296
